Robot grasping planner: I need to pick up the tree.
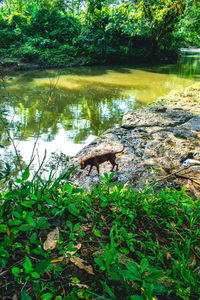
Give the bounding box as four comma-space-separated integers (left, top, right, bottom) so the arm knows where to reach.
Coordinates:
132, 0, 186, 55
177, 0, 200, 46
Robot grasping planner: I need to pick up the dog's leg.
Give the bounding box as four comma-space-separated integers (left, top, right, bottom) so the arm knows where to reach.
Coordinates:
88, 165, 93, 175
110, 163, 118, 171
95, 163, 100, 175
110, 157, 118, 171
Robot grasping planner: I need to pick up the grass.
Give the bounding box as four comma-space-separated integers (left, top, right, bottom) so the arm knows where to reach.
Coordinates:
0, 169, 200, 300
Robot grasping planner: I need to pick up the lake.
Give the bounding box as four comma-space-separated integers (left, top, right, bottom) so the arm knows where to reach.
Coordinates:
0, 53, 199, 170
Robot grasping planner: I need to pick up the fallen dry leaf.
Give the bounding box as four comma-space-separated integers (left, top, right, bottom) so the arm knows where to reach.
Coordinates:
70, 256, 94, 275
81, 247, 95, 257
182, 224, 188, 229
189, 255, 196, 267
51, 244, 82, 265
166, 252, 171, 260
100, 215, 107, 225
69, 283, 89, 289
64, 243, 82, 258
110, 206, 122, 213
43, 227, 59, 251
6, 226, 11, 238
77, 224, 91, 232
156, 235, 166, 243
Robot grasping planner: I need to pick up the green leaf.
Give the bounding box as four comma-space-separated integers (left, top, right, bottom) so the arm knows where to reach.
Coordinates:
73, 223, 80, 231
16, 179, 24, 184
68, 203, 79, 216
103, 172, 109, 180
31, 271, 40, 279
0, 224, 7, 232
35, 258, 51, 274
153, 282, 166, 295
19, 224, 32, 231
21, 290, 32, 300
23, 256, 33, 274
130, 296, 144, 300
144, 270, 162, 282
22, 168, 30, 181
36, 217, 49, 229
64, 165, 79, 178
41, 293, 54, 299
12, 267, 21, 276
100, 280, 116, 299
8, 219, 22, 226
140, 258, 149, 273
94, 230, 101, 237
29, 193, 37, 200
108, 172, 115, 180
30, 232, 37, 243
94, 258, 105, 270
12, 211, 21, 218
12, 242, 23, 250
21, 201, 36, 208
100, 195, 107, 202
127, 262, 140, 278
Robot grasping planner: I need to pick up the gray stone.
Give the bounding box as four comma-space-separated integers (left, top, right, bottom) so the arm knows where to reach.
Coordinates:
64, 84, 200, 192
183, 117, 200, 131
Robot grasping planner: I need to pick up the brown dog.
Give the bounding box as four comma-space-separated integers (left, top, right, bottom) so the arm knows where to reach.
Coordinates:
80, 146, 124, 175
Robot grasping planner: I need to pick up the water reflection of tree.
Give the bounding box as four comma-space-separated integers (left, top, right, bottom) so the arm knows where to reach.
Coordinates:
147, 54, 200, 79
2, 81, 132, 143
178, 55, 200, 79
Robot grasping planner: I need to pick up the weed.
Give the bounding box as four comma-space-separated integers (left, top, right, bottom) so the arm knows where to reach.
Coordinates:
0, 171, 199, 299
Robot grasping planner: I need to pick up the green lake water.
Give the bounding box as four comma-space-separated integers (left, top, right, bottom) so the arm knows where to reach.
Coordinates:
0, 53, 200, 165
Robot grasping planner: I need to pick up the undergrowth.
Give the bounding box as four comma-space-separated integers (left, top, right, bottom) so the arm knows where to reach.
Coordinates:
0, 170, 199, 300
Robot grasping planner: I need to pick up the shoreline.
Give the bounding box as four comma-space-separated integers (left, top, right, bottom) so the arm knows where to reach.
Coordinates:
0, 55, 179, 73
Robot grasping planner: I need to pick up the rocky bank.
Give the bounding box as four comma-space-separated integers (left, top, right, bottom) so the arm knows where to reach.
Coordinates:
65, 83, 200, 195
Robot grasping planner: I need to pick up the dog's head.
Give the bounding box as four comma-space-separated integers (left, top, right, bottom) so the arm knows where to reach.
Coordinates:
80, 160, 86, 169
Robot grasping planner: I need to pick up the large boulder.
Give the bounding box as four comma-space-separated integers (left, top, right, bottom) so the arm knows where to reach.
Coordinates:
64, 84, 200, 193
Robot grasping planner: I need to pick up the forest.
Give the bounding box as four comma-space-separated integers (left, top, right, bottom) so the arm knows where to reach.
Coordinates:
0, 0, 200, 67
0, 1, 200, 300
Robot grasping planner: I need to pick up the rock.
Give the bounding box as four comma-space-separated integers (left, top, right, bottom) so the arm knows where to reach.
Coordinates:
172, 128, 197, 139
64, 83, 200, 192
183, 117, 200, 131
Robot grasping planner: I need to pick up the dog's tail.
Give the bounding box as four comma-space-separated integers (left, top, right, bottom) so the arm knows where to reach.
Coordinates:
115, 145, 125, 154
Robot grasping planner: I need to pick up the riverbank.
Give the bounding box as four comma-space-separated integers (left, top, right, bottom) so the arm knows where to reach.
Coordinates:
66, 82, 200, 197
0, 55, 177, 72
0, 56, 84, 72
1, 48, 198, 72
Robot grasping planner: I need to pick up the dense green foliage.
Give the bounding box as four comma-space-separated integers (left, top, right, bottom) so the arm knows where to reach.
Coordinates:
0, 0, 199, 67
0, 170, 200, 299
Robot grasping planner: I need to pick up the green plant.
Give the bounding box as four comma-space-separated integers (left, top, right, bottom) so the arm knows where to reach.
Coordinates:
0, 167, 199, 298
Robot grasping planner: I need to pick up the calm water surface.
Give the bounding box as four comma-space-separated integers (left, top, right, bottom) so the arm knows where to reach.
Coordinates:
1, 54, 199, 166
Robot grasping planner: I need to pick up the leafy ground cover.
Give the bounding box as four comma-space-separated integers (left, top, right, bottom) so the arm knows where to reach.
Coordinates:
0, 169, 200, 299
